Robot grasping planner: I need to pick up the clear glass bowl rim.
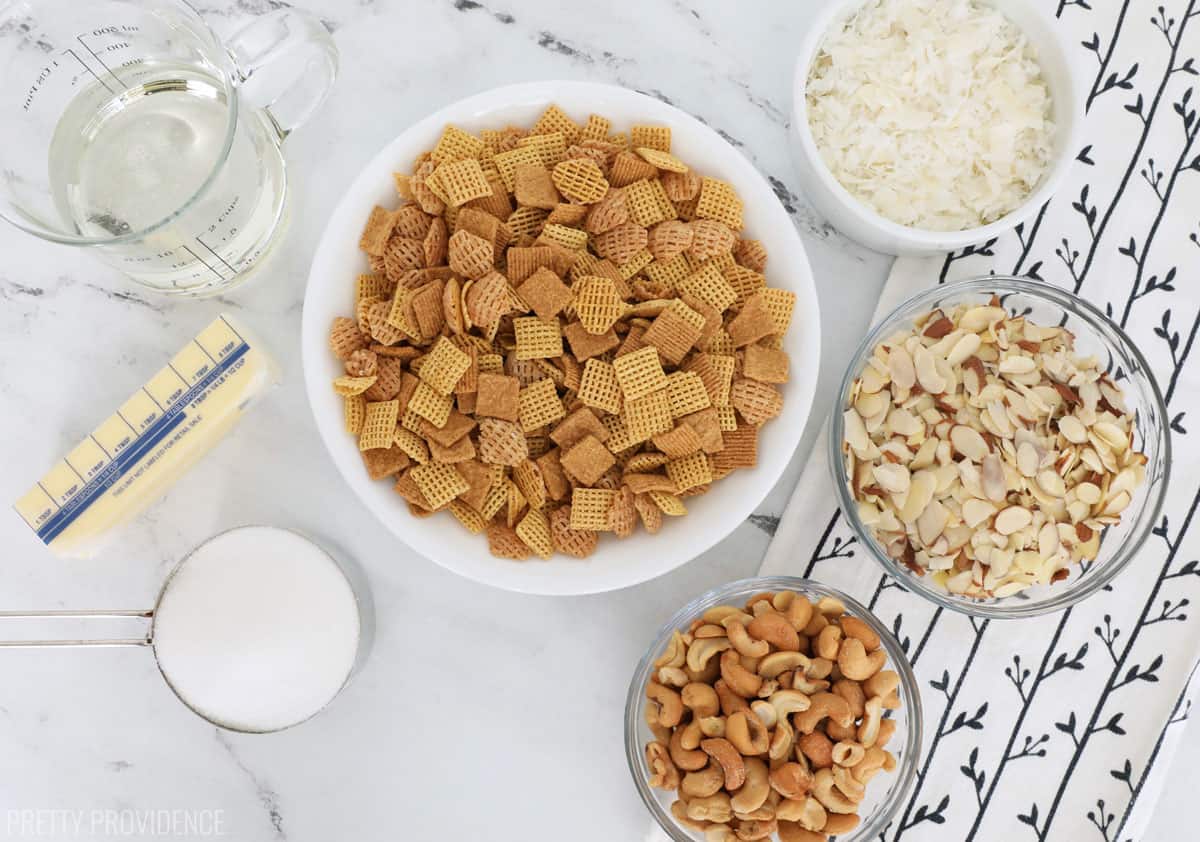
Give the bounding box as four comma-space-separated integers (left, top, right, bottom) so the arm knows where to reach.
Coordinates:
624, 576, 924, 842
828, 275, 1171, 619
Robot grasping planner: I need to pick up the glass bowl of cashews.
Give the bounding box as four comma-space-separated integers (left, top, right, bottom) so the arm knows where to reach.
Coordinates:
832, 276, 1170, 618
626, 577, 921, 842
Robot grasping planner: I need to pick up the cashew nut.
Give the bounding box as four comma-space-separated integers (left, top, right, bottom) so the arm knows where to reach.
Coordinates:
721, 649, 763, 698
816, 596, 846, 617
792, 692, 853, 734
644, 697, 671, 742
670, 726, 709, 771
715, 679, 751, 716
733, 818, 777, 841
730, 757, 771, 814
687, 792, 733, 824
852, 746, 888, 784
877, 717, 897, 747
838, 637, 887, 681
683, 682, 721, 718
658, 665, 689, 687
769, 689, 812, 722
768, 762, 812, 799
812, 767, 858, 814
831, 740, 866, 768
726, 710, 769, 756
704, 826, 738, 842
695, 622, 729, 639
839, 615, 881, 650
704, 605, 750, 625
822, 813, 861, 836
681, 762, 726, 798
771, 590, 795, 611
825, 718, 859, 743
815, 624, 843, 660
795, 795, 827, 831
832, 678, 866, 719
755, 678, 779, 699
802, 610, 828, 637
671, 799, 711, 832
647, 682, 684, 727
858, 695, 884, 748
728, 620, 770, 658
791, 673, 830, 695
806, 657, 834, 680
680, 720, 703, 750
655, 631, 687, 669
704, 826, 737, 842
775, 798, 808, 822
833, 764, 865, 802
864, 669, 901, 699
784, 596, 814, 632
750, 699, 777, 729
688, 636, 733, 673
777, 821, 823, 842
769, 714, 795, 763
700, 738, 746, 790
746, 592, 775, 615
758, 651, 809, 679
743, 613, 798, 653
798, 731, 834, 768
646, 741, 680, 789
699, 715, 726, 738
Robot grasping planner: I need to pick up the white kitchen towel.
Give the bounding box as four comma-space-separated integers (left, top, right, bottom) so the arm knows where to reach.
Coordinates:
761, 2, 1200, 841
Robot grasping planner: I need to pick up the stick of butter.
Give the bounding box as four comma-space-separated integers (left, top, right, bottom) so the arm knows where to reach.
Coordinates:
14, 315, 279, 558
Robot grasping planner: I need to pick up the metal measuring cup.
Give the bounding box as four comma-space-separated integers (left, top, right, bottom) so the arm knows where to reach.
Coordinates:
0, 526, 374, 733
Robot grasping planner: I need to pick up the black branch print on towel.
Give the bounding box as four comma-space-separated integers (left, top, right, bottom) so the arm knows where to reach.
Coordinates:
759, 1, 1200, 839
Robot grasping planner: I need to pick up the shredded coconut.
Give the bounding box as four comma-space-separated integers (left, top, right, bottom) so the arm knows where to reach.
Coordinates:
806, 0, 1055, 231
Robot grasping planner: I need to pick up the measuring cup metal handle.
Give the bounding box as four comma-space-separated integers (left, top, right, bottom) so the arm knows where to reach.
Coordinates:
225, 9, 339, 138
0, 609, 153, 648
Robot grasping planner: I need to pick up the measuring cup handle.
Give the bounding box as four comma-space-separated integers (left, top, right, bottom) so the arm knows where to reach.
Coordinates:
225, 9, 339, 139
0, 609, 153, 648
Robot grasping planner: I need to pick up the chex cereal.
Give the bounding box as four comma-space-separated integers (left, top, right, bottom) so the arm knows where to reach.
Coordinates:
330, 104, 794, 560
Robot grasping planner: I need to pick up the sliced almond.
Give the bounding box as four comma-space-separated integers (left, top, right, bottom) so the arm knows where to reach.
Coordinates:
994, 506, 1033, 535
950, 425, 989, 462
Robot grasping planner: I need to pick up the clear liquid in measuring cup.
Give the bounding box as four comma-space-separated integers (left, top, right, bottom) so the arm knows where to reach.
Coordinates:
47, 61, 287, 294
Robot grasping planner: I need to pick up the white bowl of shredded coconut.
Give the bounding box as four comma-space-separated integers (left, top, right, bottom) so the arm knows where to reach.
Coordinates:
791, 0, 1082, 255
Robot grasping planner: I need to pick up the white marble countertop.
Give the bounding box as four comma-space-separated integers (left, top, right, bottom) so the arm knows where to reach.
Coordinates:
0, 1, 1192, 840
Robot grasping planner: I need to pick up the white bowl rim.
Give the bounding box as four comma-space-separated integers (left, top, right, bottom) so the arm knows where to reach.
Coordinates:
301, 80, 822, 596
790, 0, 1085, 250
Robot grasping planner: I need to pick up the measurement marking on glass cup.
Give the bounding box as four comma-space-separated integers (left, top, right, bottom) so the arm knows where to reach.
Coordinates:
61, 48, 115, 94
89, 434, 114, 461
180, 245, 227, 283
195, 235, 237, 275
75, 34, 124, 88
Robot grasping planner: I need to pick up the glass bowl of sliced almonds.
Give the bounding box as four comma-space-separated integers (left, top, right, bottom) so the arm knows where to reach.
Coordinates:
831, 276, 1170, 618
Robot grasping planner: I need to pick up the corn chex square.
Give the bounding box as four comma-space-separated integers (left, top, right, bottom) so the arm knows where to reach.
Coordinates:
612, 346, 667, 401
681, 262, 738, 313
623, 389, 674, 443
513, 317, 564, 360
569, 488, 616, 531
578, 359, 623, 414
667, 371, 712, 417
419, 336, 471, 396
666, 452, 712, 492
359, 399, 399, 450
696, 177, 744, 230
409, 381, 453, 428
410, 462, 469, 509
518, 378, 565, 432
431, 124, 484, 164
433, 158, 492, 207
573, 276, 626, 335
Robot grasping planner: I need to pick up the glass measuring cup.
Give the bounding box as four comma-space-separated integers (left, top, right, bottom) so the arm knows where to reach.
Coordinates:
0, 526, 374, 733
0, 1, 337, 296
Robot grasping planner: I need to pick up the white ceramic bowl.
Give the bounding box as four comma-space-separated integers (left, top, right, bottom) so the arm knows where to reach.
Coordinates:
790, 0, 1083, 255
301, 81, 821, 595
